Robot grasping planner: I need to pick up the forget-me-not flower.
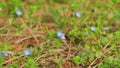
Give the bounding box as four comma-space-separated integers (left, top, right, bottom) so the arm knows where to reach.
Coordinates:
76, 11, 81, 18
23, 49, 31, 56
0, 53, 2, 56
90, 26, 96, 31
16, 9, 22, 16
4, 52, 8, 56
103, 26, 109, 30
57, 31, 66, 40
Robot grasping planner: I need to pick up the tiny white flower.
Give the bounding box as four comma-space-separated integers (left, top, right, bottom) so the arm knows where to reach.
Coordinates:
16, 9, 22, 16
0, 7, 2, 12
85, 31, 89, 35
4, 52, 8, 56
76, 11, 81, 17
90, 26, 96, 31
23, 49, 31, 56
103, 26, 109, 30
57, 31, 66, 39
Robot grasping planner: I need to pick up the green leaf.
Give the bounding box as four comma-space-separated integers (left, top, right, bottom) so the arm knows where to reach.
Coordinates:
114, 31, 120, 39
72, 53, 88, 65
52, 39, 62, 48
9, 64, 18, 68
0, 56, 4, 68
100, 37, 109, 45
0, 43, 13, 51
72, 56, 81, 65
24, 59, 38, 68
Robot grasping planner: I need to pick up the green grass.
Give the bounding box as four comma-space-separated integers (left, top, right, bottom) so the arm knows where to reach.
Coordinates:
0, 0, 120, 68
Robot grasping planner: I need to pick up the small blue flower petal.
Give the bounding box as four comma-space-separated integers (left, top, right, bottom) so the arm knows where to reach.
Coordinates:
23, 49, 31, 56
76, 11, 81, 17
90, 26, 96, 31
103, 26, 109, 30
60, 35, 66, 39
4, 52, 8, 56
0, 53, 2, 56
16, 10, 22, 16
57, 31, 66, 39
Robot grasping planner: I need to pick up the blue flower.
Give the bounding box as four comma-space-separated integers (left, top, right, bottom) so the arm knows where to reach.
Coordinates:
0, 53, 1, 56
57, 31, 66, 39
76, 11, 81, 17
103, 26, 109, 30
23, 49, 31, 56
4, 52, 8, 56
90, 26, 96, 31
16, 9, 22, 16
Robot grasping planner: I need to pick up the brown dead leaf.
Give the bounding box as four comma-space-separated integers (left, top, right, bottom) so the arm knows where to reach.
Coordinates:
12, 44, 24, 53
25, 0, 35, 4
62, 60, 76, 68
115, 3, 120, 8
86, 38, 97, 44
32, 9, 43, 17
110, 21, 120, 32
0, 0, 6, 2
0, 18, 6, 27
